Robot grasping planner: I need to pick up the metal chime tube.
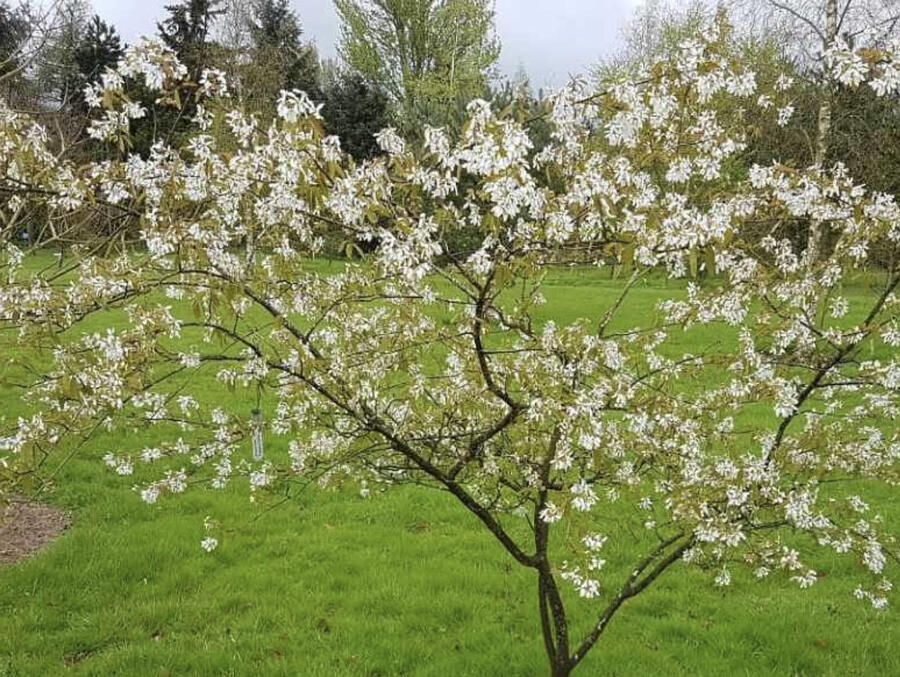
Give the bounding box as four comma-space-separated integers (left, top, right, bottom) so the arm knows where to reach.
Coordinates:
251, 408, 264, 460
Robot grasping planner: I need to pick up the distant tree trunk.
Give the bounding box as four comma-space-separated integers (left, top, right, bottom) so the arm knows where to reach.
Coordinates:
814, 0, 838, 168
809, 0, 838, 264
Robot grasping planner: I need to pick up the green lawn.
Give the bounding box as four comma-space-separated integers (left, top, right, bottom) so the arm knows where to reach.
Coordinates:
0, 264, 897, 676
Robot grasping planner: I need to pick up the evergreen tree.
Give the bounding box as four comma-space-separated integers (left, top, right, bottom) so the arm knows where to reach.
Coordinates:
158, 0, 224, 80
247, 0, 320, 99
72, 16, 124, 111
323, 70, 390, 160
249, 0, 299, 49
137, 0, 224, 153
0, 1, 28, 94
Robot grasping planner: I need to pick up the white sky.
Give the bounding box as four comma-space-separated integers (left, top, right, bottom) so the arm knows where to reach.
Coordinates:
91, 0, 644, 88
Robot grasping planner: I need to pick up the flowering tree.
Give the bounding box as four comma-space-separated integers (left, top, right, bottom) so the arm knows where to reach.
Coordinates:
1, 17, 899, 676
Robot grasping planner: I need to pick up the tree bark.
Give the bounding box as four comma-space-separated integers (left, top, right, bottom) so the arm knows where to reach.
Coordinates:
809, 0, 839, 264
814, 0, 838, 169
533, 438, 572, 677
537, 566, 571, 677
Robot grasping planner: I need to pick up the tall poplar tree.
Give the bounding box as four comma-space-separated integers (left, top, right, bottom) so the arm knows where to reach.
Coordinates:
334, 0, 500, 134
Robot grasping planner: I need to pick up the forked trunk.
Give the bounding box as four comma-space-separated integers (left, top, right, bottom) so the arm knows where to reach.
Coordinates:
537, 566, 573, 677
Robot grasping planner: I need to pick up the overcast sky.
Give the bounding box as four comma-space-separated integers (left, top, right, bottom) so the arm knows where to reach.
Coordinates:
91, 0, 643, 89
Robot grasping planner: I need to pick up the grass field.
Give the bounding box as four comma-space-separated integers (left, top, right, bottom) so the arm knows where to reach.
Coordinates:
0, 263, 897, 676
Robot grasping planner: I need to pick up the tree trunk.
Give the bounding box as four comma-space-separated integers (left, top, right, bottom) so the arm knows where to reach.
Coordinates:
814, 0, 838, 170
551, 663, 572, 677
537, 566, 573, 677
809, 0, 839, 264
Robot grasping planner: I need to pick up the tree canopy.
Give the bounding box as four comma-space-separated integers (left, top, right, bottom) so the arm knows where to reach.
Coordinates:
246, 0, 321, 103
158, 0, 224, 80
72, 15, 124, 111
2, 16, 900, 675
335, 0, 500, 133
323, 69, 390, 160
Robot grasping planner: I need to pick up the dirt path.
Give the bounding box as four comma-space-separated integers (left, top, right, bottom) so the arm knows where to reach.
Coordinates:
0, 498, 70, 565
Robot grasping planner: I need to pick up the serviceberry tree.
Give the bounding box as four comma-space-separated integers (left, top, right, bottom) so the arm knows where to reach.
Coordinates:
1, 17, 899, 676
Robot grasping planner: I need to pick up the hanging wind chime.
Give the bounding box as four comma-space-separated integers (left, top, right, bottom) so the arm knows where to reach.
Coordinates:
251, 385, 264, 460
251, 409, 264, 460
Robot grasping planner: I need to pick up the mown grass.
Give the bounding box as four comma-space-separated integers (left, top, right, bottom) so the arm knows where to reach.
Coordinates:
0, 262, 897, 676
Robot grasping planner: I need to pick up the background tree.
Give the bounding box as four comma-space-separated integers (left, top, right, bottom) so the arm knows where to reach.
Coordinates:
71, 15, 124, 112
207, 0, 252, 105
0, 1, 28, 100
0, 1, 25, 75
209, 0, 321, 122
334, 0, 500, 134
612, 0, 710, 69
129, 0, 224, 153
322, 67, 390, 160
248, 0, 321, 98
36, 0, 90, 108
241, 0, 321, 118
158, 0, 224, 81
609, 0, 900, 265
729, 0, 900, 170
730, 0, 900, 258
